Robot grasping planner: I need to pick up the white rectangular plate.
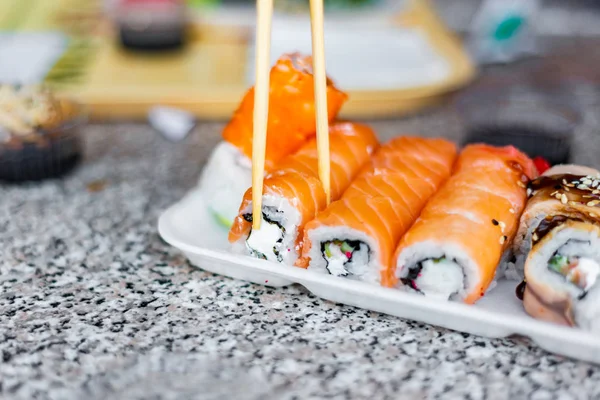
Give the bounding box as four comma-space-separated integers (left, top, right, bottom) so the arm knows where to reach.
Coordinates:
246, 22, 451, 91
158, 189, 600, 363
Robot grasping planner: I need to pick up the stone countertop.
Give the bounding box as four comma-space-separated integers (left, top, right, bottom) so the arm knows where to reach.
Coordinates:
3, 100, 600, 400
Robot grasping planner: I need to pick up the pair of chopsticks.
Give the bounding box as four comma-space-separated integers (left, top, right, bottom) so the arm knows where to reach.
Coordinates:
252, 0, 331, 230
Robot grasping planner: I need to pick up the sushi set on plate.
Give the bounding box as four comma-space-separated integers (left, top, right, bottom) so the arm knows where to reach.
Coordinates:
159, 52, 600, 364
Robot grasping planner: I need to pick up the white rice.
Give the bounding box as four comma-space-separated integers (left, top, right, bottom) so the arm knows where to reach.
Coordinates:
496, 247, 522, 281
231, 194, 302, 266
578, 287, 600, 333
414, 258, 464, 301
526, 226, 600, 332
511, 212, 549, 281
304, 226, 381, 284
198, 141, 253, 227
395, 241, 482, 302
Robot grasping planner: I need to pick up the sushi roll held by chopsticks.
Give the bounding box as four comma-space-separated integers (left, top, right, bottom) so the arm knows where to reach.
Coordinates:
231, 0, 365, 266
204, 0, 339, 228
513, 165, 600, 332
229, 122, 378, 265
199, 52, 347, 228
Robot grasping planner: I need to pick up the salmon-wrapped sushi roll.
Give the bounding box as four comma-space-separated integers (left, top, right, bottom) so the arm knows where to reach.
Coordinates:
300, 137, 457, 282
391, 144, 537, 304
200, 53, 347, 227
514, 165, 600, 333
229, 122, 378, 265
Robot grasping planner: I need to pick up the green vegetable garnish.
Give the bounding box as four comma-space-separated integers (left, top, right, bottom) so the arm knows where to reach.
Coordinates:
340, 242, 355, 254
211, 210, 232, 229
549, 255, 569, 272
324, 243, 332, 258
433, 257, 446, 264
324, 241, 355, 259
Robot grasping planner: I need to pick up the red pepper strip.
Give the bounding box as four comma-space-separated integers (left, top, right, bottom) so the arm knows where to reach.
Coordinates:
533, 156, 551, 175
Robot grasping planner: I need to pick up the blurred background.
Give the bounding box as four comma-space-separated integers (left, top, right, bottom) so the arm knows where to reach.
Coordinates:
3, 0, 600, 180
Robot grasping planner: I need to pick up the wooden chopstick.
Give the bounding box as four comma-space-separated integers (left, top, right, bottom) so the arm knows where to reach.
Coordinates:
309, 0, 331, 204
251, 0, 274, 230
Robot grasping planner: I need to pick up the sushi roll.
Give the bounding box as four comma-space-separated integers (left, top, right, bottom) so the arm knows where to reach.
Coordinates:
199, 53, 347, 227
299, 137, 457, 282
391, 144, 538, 303
514, 165, 600, 332
199, 142, 254, 227
512, 164, 600, 278
229, 122, 378, 265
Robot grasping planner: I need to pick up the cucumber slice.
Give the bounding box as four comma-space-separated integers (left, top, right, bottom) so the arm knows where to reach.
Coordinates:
324, 242, 332, 258
211, 209, 232, 229
549, 255, 568, 272
340, 241, 355, 254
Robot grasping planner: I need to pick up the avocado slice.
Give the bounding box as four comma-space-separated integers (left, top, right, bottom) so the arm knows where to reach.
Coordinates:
211, 209, 232, 229
549, 254, 569, 272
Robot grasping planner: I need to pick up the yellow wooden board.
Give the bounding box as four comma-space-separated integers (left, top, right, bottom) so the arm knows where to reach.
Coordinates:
3, 0, 476, 120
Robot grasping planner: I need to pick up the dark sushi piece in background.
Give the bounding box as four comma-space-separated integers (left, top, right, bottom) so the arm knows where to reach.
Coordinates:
456, 86, 580, 165
113, 0, 187, 52
0, 85, 86, 183
455, 80, 581, 166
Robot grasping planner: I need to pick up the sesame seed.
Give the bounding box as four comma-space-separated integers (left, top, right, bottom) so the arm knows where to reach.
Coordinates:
591, 213, 597, 218
492, 219, 499, 225
499, 235, 507, 245
578, 185, 589, 190
551, 191, 558, 197
532, 233, 539, 241
499, 221, 506, 232
527, 188, 532, 196
562, 179, 568, 185
561, 194, 568, 204
518, 181, 526, 188
554, 193, 562, 200
594, 190, 600, 195
565, 187, 570, 192
584, 178, 593, 185
588, 200, 600, 207
593, 181, 599, 188
509, 208, 515, 214
567, 183, 575, 188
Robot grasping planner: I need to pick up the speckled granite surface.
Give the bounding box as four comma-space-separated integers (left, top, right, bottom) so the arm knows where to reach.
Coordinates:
3, 99, 600, 400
